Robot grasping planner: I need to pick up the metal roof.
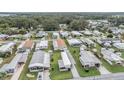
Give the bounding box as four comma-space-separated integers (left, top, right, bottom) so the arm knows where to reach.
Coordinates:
29, 51, 50, 68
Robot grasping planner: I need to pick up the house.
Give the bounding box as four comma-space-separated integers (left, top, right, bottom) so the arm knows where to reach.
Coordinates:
67, 38, 82, 46
80, 45, 87, 51
113, 43, 124, 50
52, 32, 60, 39
36, 31, 47, 38
0, 42, 16, 57
0, 34, 9, 40
18, 52, 29, 64
35, 40, 48, 50
79, 50, 101, 70
80, 38, 96, 47
53, 39, 67, 50
83, 30, 92, 36
100, 38, 121, 44
59, 31, 69, 38
17, 39, 34, 53
59, 24, 67, 30
28, 51, 50, 72
93, 30, 101, 36
5, 52, 29, 74
71, 31, 82, 37
58, 51, 72, 71
0, 64, 8, 74
101, 48, 124, 65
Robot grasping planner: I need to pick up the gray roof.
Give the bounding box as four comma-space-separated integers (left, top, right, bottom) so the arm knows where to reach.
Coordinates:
0, 64, 8, 73
80, 51, 101, 66
6, 52, 29, 70
29, 50, 50, 68
6, 53, 22, 70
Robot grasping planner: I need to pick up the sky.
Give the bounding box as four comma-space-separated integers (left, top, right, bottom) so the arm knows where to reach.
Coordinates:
0, 0, 123, 12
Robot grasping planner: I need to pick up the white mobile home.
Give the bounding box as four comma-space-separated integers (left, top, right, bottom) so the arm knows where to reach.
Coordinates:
0, 64, 8, 74
52, 32, 60, 39
35, 40, 48, 50
36, 31, 47, 38
67, 39, 82, 46
101, 48, 124, 65
5, 53, 22, 74
113, 43, 124, 50
58, 51, 72, 71
80, 50, 101, 70
60, 31, 69, 38
0, 42, 16, 56
4, 51, 28, 74
80, 38, 96, 47
71, 31, 82, 37
28, 51, 50, 72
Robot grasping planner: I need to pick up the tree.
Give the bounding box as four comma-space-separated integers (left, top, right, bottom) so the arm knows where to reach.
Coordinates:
42, 18, 59, 31
69, 19, 88, 31
107, 34, 113, 38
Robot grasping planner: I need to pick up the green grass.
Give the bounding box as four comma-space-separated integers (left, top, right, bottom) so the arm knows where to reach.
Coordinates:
19, 44, 38, 80
64, 39, 100, 77
95, 43, 124, 73
68, 46, 100, 77
19, 52, 38, 80
102, 58, 124, 73
50, 51, 73, 80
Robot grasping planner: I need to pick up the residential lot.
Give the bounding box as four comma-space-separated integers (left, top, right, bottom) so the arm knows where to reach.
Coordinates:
1, 13, 124, 80
50, 51, 73, 80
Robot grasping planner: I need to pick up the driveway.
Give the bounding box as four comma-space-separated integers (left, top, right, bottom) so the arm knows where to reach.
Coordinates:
97, 65, 111, 75
43, 70, 50, 80
66, 50, 80, 78
11, 64, 24, 80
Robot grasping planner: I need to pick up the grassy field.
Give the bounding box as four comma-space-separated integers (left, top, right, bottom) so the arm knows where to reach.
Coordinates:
19, 51, 38, 80
64, 39, 100, 77
68, 47, 100, 77
50, 51, 73, 80
95, 43, 124, 73
19, 43, 38, 80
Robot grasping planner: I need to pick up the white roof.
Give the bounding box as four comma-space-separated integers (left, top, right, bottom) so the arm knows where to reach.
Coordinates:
71, 31, 82, 36
29, 51, 50, 68
6, 53, 22, 70
101, 48, 123, 63
0, 64, 8, 73
80, 50, 101, 65
67, 39, 82, 45
61, 51, 71, 67
113, 43, 124, 50
36, 40, 48, 48
0, 42, 15, 52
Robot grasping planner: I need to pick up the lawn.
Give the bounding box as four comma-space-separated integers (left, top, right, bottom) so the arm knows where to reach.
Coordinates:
50, 51, 73, 80
95, 43, 124, 73
0, 45, 17, 68
19, 44, 38, 80
19, 51, 38, 80
68, 46, 100, 77
64, 38, 100, 77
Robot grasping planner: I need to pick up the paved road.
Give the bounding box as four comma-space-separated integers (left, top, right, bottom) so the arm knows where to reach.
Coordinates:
11, 64, 24, 80
97, 65, 111, 75
70, 72, 124, 80
66, 50, 80, 78
43, 70, 50, 80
